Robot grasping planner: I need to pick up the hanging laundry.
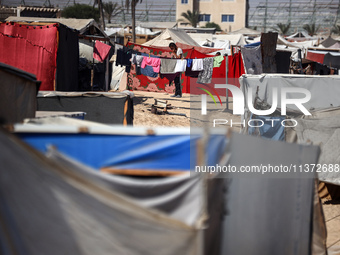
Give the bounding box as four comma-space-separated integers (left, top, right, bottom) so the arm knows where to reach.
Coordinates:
241, 45, 263, 74
131, 54, 144, 75
93, 40, 111, 62
160, 58, 177, 74
160, 73, 180, 83
185, 65, 200, 78
197, 58, 214, 84
141, 65, 158, 78
116, 47, 132, 73
213, 55, 224, 68
174, 59, 187, 73
192, 59, 204, 71
187, 59, 193, 68
141, 56, 161, 73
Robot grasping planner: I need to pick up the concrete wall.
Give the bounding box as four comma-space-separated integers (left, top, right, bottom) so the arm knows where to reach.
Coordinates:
176, 0, 246, 32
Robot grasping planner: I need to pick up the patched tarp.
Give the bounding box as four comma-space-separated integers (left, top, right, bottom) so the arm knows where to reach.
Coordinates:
0, 128, 200, 255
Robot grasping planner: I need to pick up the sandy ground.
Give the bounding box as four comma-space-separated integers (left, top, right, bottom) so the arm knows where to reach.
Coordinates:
132, 90, 241, 132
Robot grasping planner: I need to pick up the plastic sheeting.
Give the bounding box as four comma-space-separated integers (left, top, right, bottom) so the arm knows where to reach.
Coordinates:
0, 22, 58, 90
240, 74, 340, 114
0, 62, 40, 124
221, 133, 322, 255
0, 128, 200, 255
14, 122, 227, 173
36, 91, 134, 125
296, 110, 340, 186
47, 148, 204, 226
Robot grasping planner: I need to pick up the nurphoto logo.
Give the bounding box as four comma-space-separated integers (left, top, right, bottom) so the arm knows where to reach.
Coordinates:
200, 84, 312, 128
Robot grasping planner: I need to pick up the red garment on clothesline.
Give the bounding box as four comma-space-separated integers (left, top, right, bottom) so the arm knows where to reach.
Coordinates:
93, 40, 111, 62
0, 22, 58, 91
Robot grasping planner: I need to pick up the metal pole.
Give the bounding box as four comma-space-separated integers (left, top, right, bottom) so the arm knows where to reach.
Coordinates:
105, 51, 109, 91
91, 40, 95, 90
225, 55, 229, 110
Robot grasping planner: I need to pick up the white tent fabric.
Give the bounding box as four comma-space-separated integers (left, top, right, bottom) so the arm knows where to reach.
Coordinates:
143, 28, 200, 47
287, 31, 314, 39
227, 27, 261, 36
0, 128, 200, 255
189, 33, 246, 48
110, 65, 126, 91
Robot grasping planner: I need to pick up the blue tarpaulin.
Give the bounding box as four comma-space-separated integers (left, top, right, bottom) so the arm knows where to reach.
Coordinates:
17, 130, 227, 172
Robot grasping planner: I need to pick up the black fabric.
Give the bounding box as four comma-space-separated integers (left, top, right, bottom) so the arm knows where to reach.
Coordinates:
314, 62, 330, 75
78, 46, 113, 92
56, 24, 79, 91
116, 47, 132, 73
275, 51, 291, 74
323, 53, 340, 69
78, 58, 92, 91
37, 95, 133, 125
185, 65, 200, 78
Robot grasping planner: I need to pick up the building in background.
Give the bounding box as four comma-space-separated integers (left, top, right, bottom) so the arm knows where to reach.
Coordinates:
176, 0, 247, 32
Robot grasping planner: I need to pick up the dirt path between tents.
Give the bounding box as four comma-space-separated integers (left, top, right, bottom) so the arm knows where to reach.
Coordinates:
132, 90, 241, 132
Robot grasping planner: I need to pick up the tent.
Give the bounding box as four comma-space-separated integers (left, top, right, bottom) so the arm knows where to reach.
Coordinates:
7, 119, 327, 254
35, 91, 134, 125
240, 74, 340, 185
189, 33, 247, 48
0, 63, 40, 124
14, 117, 227, 175
142, 28, 200, 47
5, 17, 113, 92
320, 36, 340, 48
227, 27, 261, 36
0, 127, 202, 255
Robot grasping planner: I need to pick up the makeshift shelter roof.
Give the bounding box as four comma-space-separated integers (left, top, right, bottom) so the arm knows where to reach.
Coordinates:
143, 28, 199, 47
137, 22, 177, 30
287, 31, 312, 39
5, 16, 105, 36
228, 27, 261, 36
321, 36, 340, 48
188, 33, 246, 47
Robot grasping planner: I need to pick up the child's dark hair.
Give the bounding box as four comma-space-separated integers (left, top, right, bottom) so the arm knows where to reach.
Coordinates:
169, 42, 177, 48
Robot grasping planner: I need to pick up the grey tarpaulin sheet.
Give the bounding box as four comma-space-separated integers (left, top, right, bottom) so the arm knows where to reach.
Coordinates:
37, 91, 134, 125
296, 109, 340, 186
0, 63, 39, 124
46, 148, 204, 227
0, 129, 199, 255
221, 133, 323, 255
240, 74, 340, 114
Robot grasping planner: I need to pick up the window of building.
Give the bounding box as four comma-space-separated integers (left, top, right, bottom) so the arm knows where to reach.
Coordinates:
181, 0, 188, 4
199, 14, 211, 22
221, 14, 234, 22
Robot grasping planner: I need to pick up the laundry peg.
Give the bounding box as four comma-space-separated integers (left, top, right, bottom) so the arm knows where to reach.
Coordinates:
149, 53, 151, 58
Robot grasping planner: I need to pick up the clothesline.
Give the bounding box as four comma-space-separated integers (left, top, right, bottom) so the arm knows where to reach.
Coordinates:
115, 45, 224, 84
